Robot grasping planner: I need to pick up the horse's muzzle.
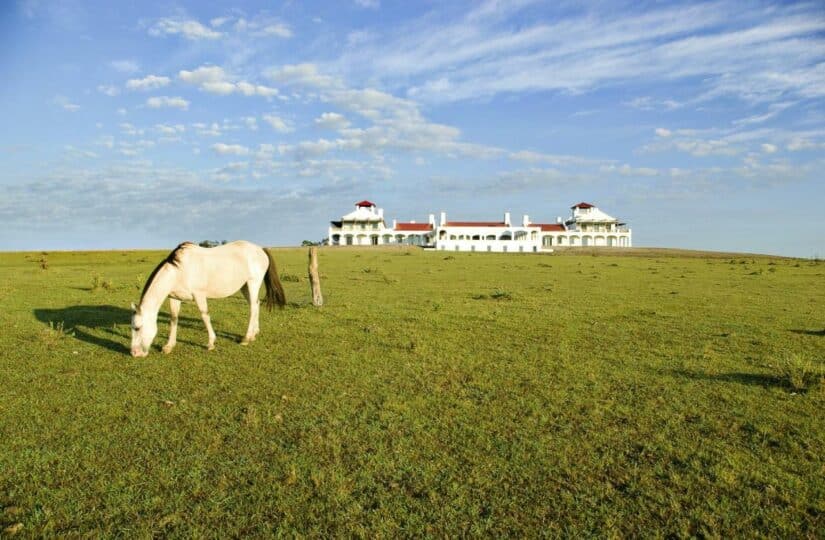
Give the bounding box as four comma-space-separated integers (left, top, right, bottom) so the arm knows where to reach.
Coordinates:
131, 348, 148, 358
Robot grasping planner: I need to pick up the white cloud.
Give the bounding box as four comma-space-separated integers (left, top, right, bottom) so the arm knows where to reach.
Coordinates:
149, 17, 222, 40
338, 2, 825, 104
624, 96, 683, 111
210, 16, 231, 28
212, 143, 250, 156
155, 123, 185, 135
179, 66, 226, 85
266, 63, 337, 88
261, 23, 292, 38
314, 112, 350, 130
64, 145, 98, 159
179, 65, 279, 97
97, 85, 119, 97
126, 75, 171, 91
761, 143, 778, 154
96, 135, 115, 149
119, 122, 143, 136
787, 138, 824, 152
242, 117, 258, 131
52, 95, 79, 112
110, 59, 140, 73
116, 108, 127, 116
355, 0, 380, 8
655, 128, 672, 138
202, 81, 237, 95
146, 96, 189, 110
193, 122, 222, 137
263, 114, 293, 133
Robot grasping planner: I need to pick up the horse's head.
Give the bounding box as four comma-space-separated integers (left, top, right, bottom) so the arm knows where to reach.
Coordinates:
130, 302, 157, 357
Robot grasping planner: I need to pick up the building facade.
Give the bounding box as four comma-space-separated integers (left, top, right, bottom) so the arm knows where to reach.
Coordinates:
327, 201, 631, 251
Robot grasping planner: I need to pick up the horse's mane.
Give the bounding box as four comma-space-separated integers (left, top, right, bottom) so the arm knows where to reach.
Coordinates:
140, 242, 193, 302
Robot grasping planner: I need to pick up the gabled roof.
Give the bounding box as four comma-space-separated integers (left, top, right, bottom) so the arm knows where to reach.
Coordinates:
571, 202, 595, 209
395, 222, 432, 231
355, 200, 376, 208
536, 223, 565, 232
445, 221, 507, 227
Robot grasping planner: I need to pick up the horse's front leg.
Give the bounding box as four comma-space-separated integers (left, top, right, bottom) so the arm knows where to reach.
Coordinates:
162, 298, 181, 354
194, 294, 216, 351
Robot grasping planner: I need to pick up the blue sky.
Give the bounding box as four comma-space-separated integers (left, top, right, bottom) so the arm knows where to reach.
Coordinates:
1, 0, 823, 256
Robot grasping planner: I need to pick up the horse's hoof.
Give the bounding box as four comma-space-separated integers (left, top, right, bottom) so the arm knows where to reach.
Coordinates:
207, 344, 216, 351
162, 345, 174, 354
240, 339, 250, 346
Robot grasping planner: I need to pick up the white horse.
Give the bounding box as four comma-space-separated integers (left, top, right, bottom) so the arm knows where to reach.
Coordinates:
130, 241, 286, 357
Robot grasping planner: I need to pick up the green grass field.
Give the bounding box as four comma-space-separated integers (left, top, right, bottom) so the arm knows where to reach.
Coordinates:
1, 247, 823, 537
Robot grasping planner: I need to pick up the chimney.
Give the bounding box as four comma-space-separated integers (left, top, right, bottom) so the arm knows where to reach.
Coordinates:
378, 208, 384, 218
522, 214, 529, 227
556, 216, 562, 224
392, 219, 397, 229
504, 211, 511, 226
428, 213, 435, 226
440, 211, 447, 226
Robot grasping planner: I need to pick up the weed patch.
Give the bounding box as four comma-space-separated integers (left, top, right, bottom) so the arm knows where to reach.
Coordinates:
777, 354, 824, 392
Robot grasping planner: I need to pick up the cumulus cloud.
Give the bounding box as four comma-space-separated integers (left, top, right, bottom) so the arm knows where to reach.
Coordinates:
149, 17, 222, 40
314, 112, 350, 130
109, 59, 140, 73
210, 16, 231, 28
263, 114, 293, 133
260, 23, 292, 38
266, 63, 337, 88
212, 143, 250, 156
233, 17, 293, 38
52, 95, 79, 112
193, 122, 222, 137
179, 65, 226, 85
126, 75, 171, 91
655, 128, 672, 138
155, 123, 185, 135
179, 65, 279, 97
146, 96, 189, 110
97, 85, 119, 97
761, 143, 778, 154
243, 117, 258, 131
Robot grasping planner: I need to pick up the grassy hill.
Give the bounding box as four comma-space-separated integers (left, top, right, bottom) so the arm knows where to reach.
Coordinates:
1, 247, 823, 536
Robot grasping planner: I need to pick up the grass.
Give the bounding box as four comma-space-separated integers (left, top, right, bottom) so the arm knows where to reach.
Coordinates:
0, 246, 823, 536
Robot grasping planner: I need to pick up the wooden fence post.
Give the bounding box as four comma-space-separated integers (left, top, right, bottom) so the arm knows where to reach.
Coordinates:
308, 247, 323, 306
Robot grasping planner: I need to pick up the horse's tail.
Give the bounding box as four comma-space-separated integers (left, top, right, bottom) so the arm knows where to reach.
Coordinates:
262, 248, 286, 310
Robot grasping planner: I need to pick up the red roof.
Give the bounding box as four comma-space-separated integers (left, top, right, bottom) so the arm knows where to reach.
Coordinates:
395, 222, 432, 231
355, 200, 376, 207
445, 221, 506, 227
571, 202, 594, 209
536, 224, 565, 232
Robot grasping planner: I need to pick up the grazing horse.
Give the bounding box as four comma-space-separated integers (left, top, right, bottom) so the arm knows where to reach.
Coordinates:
130, 241, 285, 357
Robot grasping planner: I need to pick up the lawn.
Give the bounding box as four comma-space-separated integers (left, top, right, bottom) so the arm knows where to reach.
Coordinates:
0, 247, 823, 537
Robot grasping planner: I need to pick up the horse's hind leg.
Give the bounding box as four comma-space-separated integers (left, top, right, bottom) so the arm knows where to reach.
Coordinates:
162, 298, 181, 354
240, 279, 262, 345
194, 294, 216, 351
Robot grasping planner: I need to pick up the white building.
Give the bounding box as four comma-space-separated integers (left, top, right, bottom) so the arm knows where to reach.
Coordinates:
327, 200, 631, 251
